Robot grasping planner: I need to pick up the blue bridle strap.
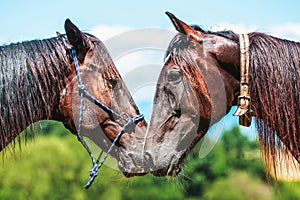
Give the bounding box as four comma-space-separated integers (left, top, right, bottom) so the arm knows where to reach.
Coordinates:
70, 47, 144, 189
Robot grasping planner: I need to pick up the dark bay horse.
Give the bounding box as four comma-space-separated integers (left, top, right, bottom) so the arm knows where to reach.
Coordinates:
144, 12, 300, 180
0, 19, 147, 176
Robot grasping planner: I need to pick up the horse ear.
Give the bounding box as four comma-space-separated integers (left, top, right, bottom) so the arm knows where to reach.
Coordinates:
65, 19, 90, 63
165, 12, 203, 42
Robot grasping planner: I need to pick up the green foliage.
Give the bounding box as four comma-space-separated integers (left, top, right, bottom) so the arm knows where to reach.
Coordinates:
222, 126, 248, 168
122, 175, 184, 200
274, 181, 300, 200
183, 143, 229, 197
182, 125, 267, 199
0, 121, 299, 199
221, 126, 266, 179
203, 171, 273, 200
0, 134, 125, 200
40, 120, 70, 137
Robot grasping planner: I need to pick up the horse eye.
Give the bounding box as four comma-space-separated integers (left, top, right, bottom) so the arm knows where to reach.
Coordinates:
167, 70, 182, 83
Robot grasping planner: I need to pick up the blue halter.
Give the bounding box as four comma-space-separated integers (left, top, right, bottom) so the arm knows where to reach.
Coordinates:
70, 47, 144, 189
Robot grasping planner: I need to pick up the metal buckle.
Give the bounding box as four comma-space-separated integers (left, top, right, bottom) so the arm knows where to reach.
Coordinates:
233, 95, 252, 127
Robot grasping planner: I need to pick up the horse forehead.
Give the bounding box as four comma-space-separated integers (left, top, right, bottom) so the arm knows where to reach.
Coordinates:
165, 62, 180, 71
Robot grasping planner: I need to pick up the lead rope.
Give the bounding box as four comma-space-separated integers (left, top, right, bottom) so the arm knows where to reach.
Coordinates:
233, 34, 252, 126
71, 47, 144, 189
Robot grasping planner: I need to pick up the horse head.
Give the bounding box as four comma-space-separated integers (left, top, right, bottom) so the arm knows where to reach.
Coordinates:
144, 12, 240, 177
59, 20, 148, 176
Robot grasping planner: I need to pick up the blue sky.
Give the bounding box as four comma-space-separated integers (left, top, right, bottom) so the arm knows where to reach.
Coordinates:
1, 1, 300, 42
1, 1, 300, 139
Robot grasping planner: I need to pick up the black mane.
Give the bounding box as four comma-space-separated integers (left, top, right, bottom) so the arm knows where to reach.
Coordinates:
191, 24, 239, 42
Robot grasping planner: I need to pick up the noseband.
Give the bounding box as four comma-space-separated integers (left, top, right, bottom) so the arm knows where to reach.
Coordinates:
70, 48, 144, 189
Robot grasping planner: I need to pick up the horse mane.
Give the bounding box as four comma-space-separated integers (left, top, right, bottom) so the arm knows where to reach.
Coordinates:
248, 32, 300, 180
191, 25, 239, 42
202, 27, 300, 181
0, 37, 70, 150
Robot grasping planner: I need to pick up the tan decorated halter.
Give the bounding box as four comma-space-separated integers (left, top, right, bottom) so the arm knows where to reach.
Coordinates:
233, 34, 252, 127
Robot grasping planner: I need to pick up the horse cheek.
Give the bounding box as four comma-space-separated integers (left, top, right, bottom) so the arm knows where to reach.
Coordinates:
82, 104, 101, 130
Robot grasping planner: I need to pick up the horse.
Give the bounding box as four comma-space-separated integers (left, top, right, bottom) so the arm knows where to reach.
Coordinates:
143, 12, 300, 180
0, 19, 147, 177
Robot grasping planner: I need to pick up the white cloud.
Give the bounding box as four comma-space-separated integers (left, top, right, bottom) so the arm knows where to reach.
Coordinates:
210, 22, 260, 34
89, 25, 168, 118
88, 25, 164, 75
267, 23, 300, 41
88, 24, 133, 42
210, 22, 300, 42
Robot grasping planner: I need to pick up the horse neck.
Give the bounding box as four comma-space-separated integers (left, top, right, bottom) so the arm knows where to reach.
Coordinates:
0, 37, 70, 150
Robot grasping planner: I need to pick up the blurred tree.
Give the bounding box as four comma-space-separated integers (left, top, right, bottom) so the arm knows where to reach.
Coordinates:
121, 175, 184, 200
203, 171, 273, 200
182, 125, 267, 199
221, 126, 266, 179
274, 181, 300, 200
183, 143, 229, 197
0, 134, 124, 200
40, 120, 70, 137
222, 126, 248, 169
0, 122, 299, 200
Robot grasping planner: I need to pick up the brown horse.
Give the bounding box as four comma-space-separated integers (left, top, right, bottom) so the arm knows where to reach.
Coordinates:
0, 19, 147, 176
143, 12, 300, 180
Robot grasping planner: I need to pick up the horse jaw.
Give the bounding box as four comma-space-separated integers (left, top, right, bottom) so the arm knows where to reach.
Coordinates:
144, 113, 205, 177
